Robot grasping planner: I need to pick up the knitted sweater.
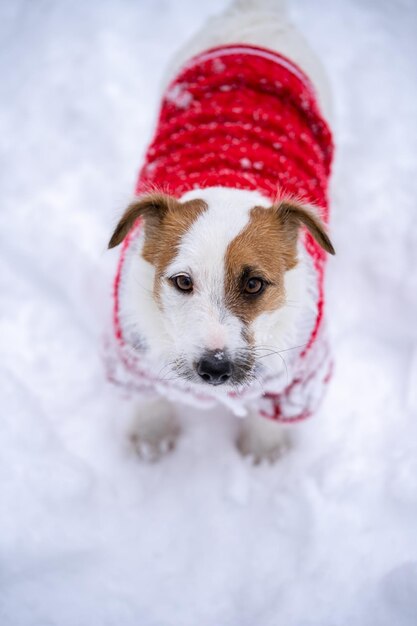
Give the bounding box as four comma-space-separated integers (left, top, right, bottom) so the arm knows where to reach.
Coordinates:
107, 44, 334, 421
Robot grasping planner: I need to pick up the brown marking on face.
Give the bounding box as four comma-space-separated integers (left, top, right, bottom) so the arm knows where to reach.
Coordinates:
141, 196, 207, 272
108, 192, 207, 303
225, 199, 334, 325
142, 196, 207, 304
225, 206, 290, 325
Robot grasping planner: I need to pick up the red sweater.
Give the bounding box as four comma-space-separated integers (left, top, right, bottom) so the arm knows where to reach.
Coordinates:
108, 44, 334, 421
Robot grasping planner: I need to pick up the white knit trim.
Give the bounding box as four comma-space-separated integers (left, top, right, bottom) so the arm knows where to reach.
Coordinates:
177, 44, 316, 97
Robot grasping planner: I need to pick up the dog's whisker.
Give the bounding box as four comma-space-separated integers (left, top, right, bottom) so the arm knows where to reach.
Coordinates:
253, 342, 308, 355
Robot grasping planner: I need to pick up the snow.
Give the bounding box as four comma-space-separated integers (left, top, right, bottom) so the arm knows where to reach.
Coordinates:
165, 83, 193, 109
1, 0, 417, 624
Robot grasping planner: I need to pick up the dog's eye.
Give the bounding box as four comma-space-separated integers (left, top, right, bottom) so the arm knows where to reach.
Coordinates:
244, 277, 265, 295
172, 273, 193, 293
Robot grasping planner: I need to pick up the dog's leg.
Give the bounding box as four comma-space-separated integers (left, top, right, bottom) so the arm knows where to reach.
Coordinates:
237, 410, 292, 463
129, 397, 180, 462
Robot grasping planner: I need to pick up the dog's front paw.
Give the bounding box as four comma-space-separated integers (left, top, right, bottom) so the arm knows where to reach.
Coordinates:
236, 412, 292, 465
129, 400, 180, 463
131, 432, 178, 463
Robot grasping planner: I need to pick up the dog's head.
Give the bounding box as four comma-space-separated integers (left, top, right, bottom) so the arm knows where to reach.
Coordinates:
109, 187, 334, 391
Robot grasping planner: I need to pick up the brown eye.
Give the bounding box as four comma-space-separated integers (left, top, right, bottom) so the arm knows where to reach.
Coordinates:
172, 274, 193, 293
244, 277, 265, 295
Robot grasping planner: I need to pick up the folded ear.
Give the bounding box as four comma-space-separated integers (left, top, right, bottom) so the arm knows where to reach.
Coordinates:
275, 199, 335, 256
108, 193, 175, 249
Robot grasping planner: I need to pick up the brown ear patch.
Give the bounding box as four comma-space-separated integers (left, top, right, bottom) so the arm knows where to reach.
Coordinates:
109, 192, 207, 303
108, 193, 174, 249
276, 200, 335, 256
108, 193, 208, 272
141, 196, 208, 271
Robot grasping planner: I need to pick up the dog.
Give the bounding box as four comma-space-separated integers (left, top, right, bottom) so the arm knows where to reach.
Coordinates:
106, 0, 335, 462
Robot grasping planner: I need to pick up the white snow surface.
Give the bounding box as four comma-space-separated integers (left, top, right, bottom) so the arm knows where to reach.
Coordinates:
1, 1, 417, 624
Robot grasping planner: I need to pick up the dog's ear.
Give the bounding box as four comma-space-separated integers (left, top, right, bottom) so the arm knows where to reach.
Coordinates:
108, 193, 175, 249
274, 199, 335, 256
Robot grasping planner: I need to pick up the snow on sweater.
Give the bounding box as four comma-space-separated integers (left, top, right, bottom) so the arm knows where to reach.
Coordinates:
106, 44, 334, 421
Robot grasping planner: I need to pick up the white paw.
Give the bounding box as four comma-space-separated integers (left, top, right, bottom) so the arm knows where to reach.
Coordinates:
236, 414, 292, 465
131, 432, 179, 463
129, 400, 180, 463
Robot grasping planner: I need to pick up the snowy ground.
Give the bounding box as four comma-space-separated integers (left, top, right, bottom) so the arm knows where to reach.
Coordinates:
1, 0, 417, 624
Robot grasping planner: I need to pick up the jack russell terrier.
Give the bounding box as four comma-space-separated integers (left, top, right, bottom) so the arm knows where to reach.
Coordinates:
106, 0, 335, 462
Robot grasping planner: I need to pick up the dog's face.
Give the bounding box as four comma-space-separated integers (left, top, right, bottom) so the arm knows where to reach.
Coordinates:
109, 188, 334, 391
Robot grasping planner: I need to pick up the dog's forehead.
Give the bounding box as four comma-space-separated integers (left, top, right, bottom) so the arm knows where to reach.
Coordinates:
168, 187, 270, 275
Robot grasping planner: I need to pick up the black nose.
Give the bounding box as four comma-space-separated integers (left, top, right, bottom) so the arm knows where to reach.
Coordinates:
197, 351, 232, 385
